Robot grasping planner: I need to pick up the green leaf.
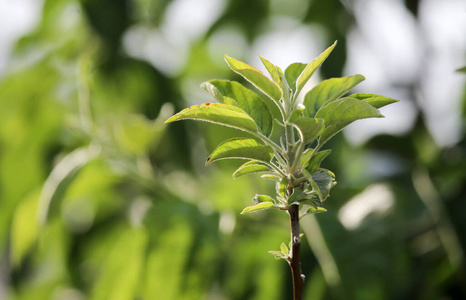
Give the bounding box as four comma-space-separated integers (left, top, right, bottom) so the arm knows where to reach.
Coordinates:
253, 194, 275, 204
315, 97, 383, 126
206, 138, 273, 165
38, 147, 99, 226
280, 243, 289, 256
165, 103, 259, 134
285, 63, 307, 92
305, 149, 332, 174
261, 174, 281, 182
233, 161, 270, 178
276, 177, 289, 199
295, 41, 337, 96
305, 206, 327, 215
318, 122, 350, 147
303, 75, 366, 117
348, 93, 399, 109
225, 55, 283, 102
456, 66, 466, 73
291, 117, 325, 145
259, 56, 281, 83
309, 170, 336, 202
201, 80, 273, 136
241, 201, 275, 214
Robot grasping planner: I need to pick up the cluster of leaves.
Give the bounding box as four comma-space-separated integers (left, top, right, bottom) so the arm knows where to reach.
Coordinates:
166, 41, 398, 218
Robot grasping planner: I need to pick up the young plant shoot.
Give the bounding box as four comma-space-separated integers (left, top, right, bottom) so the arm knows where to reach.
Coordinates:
165, 41, 398, 300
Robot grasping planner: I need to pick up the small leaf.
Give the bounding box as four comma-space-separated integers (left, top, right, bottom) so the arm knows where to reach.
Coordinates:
268, 250, 288, 260
233, 161, 270, 178
305, 206, 327, 215
241, 201, 275, 214
206, 138, 273, 165
201, 80, 273, 136
315, 97, 383, 126
285, 63, 307, 92
291, 117, 325, 145
305, 149, 332, 174
165, 103, 258, 134
309, 170, 336, 202
303, 75, 366, 117
225, 55, 283, 102
253, 194, 275, 204
276, 177, 289, 198
259, 56, 281, 83
348, 93, 399, 109
261, 174, 281, 182
295, 41, 337, 96
280, 243, 289, 256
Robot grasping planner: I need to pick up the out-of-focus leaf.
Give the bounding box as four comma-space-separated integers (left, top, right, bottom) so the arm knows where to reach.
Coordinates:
201, 80, 273, 136
285, 63, 307, 92
91, 228, 147, 300
295, 41, 337, 96
165, 103, 259, 134
277, 177, 288, 199
38, 146, 100, 226
240, 201, 275, 214
225, 55, 283, 102
303, 75, 365, 117
233, 161, 270, 178
456, 66, 466, 73
348, 93, 399, 109
10, 190, 40, 267
206, 138, 273, 165
115, 115, 163, 156
315, 97, 383, 126
291, 117, 325, 145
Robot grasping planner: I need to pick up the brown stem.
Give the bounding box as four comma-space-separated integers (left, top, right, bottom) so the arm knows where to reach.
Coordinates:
288, 204, 304, 300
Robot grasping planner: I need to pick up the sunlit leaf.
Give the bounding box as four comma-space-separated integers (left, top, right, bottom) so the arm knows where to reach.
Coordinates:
206, 138, 273, 165
315, 97, 383, 126
233, 161, 270, 178
303, 75, 365, 117
240, 201, 275, 214
291, 117, 325, 145
165, 103, 259, 134
259, 56, 281, 83
253, 194, 275, 204
201, 80, 273, 136
348, 93, 399, 109
285, 63, 307, 92
295, 41, 337, 96
225, 55, 283, 102
280, 243, 289, 256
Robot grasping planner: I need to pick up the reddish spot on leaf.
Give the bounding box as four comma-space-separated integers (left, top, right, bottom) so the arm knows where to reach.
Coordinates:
205, 103, 211, 106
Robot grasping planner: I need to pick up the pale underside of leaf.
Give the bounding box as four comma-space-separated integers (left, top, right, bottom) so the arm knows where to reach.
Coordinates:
206, 137, 273, 165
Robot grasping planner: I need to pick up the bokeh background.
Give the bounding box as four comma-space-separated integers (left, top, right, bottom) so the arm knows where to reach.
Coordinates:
1, 0, 466, 299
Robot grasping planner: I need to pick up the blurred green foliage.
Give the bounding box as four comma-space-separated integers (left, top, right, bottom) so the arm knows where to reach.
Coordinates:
1, 0, 465, 299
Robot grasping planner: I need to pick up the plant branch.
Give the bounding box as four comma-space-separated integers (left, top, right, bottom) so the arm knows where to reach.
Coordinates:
288, 204, 304, 300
